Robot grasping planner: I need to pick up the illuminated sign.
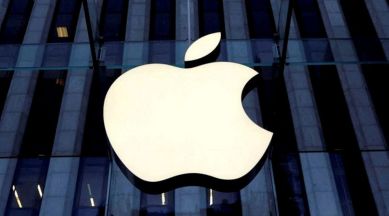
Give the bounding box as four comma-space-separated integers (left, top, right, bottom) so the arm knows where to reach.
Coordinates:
103, 32, 272, 190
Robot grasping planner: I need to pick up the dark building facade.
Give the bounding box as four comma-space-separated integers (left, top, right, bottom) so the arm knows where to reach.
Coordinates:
0, 0, 388, 215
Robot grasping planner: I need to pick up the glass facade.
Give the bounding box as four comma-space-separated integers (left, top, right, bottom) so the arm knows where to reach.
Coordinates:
0, 0, 388, 215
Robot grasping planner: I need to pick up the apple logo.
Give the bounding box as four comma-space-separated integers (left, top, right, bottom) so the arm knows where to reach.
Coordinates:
103, 32, 273, 192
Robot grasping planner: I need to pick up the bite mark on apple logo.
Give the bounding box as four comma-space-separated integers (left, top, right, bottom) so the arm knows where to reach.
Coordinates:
103, 32, 273, 193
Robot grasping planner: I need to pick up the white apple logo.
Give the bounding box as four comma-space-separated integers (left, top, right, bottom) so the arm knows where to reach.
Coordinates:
103, 32, 273, 185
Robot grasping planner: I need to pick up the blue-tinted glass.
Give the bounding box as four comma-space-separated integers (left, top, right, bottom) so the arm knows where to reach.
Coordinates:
5, 158, 49, 216
257, 67, 310, 215
47, 0, 82, 43
338, 0, 389, 142
105, 0, 125, 12
9, 0, 31, 14
361, 64, 389, 145
293, 0, 334, 63
198, 0, 225, 38
58, 0, 78, 13
149, 0, 175, 40
294, 0, 327, 38
309, 65, 379, 215
0, 71, 13, 116
149, 41, 175, 64
246, 0, 276, 38
207, 190, 242, 216
73, 158, 109, 216
140, 192, 174, 215
0, 0, 34, 43
82, 69, 121, 156
338, 0, 386, 61
20, 70, 66, 157
99, 0, 128, 41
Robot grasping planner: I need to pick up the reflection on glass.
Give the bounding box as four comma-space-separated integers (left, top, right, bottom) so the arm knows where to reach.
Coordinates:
19, 70, 67, 157
294, 0, 326, 38
246, 0, 276, 38
12, 185, 23, 208
198, 0, 225, 38
0, 0, 34, 43
5, 158, 49, 215
149, 0, 175, 40
293, 0, 334, 63
82, 69, 121, 156
257, 67, 310, 215
73, 158, 109, 216
209, 189, 213, 206
206, 189, 242, 216
99, 0, 128, 41
338, 0, 386, 61
140, 191, 174, 216
362, 64, 389, 144
0, 71, 13, 116
337, 0, 389, 143
309, 65, 379, 215
47, 0, 82, 43
56, 26, 69, 38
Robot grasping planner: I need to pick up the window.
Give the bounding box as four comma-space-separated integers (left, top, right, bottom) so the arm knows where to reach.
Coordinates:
338, 0, 386, 61
149, 0, 175, 40
140, 192, 174, 215
362, 64, 389, 143
47, 0, 82, 43
256, 67, 309, 215
19, 70, 66, 157
0, 71, 13, 116
5, 158, 49, 215
198, 0, 225, 38
99, 0, 129, 41
0, 0, 34, 43
246, 0, 276, 38
294, 0, 333, 62
338, 0, 389, 143
309, 65, 378, 215
207, 189, 242, 216
73, 158, 109, 216
294, 0, 326, 38
82, 69, 121, 156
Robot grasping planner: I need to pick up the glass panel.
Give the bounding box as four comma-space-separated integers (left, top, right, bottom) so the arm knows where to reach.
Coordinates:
362, 64, 389, 144
19, 70, 66, 157
99, 0, 128, 41
47, 0, 82, 43
246, 0, 276, 38
73, 157, 109, 216
149, 41, 175, 64
0, 44, 20, 68
257, 67, 310, 215
99, 42, 123, 66
0, 0, 34, 44
5, 158, 49, 215
149, 0, 175, 40
198, 0, 225, 38
338, 0, 388, 144
206, 190, 242, 216
338, 0, 386, 61
309, 65, 379, 214
0, 40, 386, 72
82, 69, 121, 156
293, 0, 327, 38
42, 43, 72, 68
140, 192, 174, 216
0, 70, 13, 116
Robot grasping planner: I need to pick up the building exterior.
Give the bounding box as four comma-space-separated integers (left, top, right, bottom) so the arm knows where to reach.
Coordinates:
0, 0, 388, 215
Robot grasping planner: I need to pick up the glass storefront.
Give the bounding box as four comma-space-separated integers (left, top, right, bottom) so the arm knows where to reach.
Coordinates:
0, 0, 388, 215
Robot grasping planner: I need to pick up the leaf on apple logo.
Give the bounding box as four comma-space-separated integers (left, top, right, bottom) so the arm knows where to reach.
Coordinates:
184, 32, 221, 68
